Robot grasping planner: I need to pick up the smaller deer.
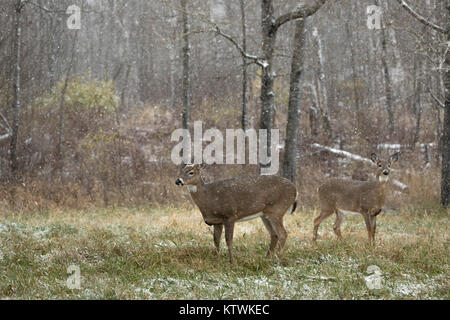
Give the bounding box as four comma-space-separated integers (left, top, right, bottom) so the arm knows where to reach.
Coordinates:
313, 152, 399, 245
175, 164, 297, 263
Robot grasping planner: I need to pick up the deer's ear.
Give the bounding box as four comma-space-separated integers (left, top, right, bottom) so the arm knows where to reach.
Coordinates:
389, 152, 399, 164
370, 153, 379, 164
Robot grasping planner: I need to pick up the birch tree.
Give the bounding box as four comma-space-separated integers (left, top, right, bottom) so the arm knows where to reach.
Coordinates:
313, 25, 332, 141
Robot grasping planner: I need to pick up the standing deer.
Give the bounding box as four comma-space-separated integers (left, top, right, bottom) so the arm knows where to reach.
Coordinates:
313, 152, 399, 245
175, 164, 297, 263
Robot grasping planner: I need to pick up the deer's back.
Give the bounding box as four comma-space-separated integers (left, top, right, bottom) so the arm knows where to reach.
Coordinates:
319, 178, 378, 212
193, 175, 296, 217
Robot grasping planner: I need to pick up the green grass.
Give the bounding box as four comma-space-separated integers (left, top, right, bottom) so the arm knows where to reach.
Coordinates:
0, 206, 448, 299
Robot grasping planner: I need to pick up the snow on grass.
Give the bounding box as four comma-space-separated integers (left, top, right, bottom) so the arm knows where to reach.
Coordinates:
0, 207, 448, 299
384, 273, 449, 299
134, 273, 285, 299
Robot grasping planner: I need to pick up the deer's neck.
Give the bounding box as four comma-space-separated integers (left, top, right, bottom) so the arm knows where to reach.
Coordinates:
188, 181, 221, 223
187, 185, 198, 193
377, 174, 389, 184
375, 174, 389, 204
186, 176, 206, 193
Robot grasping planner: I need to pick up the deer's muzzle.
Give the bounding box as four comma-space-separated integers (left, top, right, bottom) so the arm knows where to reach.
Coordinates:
175, 178, 184, 186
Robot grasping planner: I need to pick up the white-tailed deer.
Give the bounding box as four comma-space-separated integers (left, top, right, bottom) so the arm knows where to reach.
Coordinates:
175, 164, 297, 263
313, 152, 399, 245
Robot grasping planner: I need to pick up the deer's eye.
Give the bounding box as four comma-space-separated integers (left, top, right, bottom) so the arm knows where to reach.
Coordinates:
378, 164, 382, 168
188, 171, 194, 176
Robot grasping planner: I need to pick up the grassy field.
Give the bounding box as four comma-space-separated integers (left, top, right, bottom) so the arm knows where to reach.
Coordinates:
0, 205, 448, 299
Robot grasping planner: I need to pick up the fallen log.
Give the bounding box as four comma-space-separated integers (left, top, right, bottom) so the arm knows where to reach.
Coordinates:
311, 143, 408, 192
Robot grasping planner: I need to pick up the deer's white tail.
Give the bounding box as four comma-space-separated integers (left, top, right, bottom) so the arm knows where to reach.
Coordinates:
288, 192, 298, 214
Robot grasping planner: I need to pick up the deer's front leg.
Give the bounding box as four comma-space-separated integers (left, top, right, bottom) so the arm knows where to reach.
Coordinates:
224, 220, 235, 264
362, 212, 374, 245
213, 224, 223, 258
369, 216, 377, 245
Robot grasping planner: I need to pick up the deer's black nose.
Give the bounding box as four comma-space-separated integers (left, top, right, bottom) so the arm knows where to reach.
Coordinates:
175, 178, 183, 186
383, 170, 389, 175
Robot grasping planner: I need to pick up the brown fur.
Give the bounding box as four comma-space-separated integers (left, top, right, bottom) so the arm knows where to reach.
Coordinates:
175, 164, 297, 263
313, 152, 399, 245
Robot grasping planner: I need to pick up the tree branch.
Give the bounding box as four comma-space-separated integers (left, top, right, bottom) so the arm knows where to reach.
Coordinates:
274, 0, 327, 31
426, 86, 445, 109
395, 0, 447, 34
0, 132, 11, 143
0, 111, 11, 143
212, 25, 269, 68
23, 0, 101, 15
0, 111, 11, 131
190, 25, 267, 68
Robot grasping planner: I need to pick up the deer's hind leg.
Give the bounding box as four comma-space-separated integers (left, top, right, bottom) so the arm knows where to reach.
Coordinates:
333, 211, 344, 240
272, 217, 288, 254
262, 216, 278, 257
263, 204, 289, 256
313, 207, 334, 241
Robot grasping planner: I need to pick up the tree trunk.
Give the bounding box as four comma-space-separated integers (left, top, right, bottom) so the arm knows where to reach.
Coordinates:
170, 12, 177, 109
441, 11, 450, 207
259, 0, 276, 165
181, 0, 191, 130
309, 105, 319, 138
56, 33, 78, 170
258, 0, 326, 172
240, 0, 248, 132
313, 26, 332, 141
376, 0, 395, 137
345, 22, 363, 127
282, 19, 305, 183
10, 0, 22, 175
411, 53, 422, 148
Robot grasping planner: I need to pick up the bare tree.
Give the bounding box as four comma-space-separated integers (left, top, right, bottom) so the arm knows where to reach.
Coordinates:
282, 18, 306, 183
411, 51, 423, 148
441, 8, 450, 207
395, 0, 449, 207
9, 0, 24, 175
376, 0, 395, 138
240, 0, 248, 132
259, 0, 327, 168
313, 25, 332, 141
345, 18, 362, 126
56, 32, 78, 173
181, 0, 191, 130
